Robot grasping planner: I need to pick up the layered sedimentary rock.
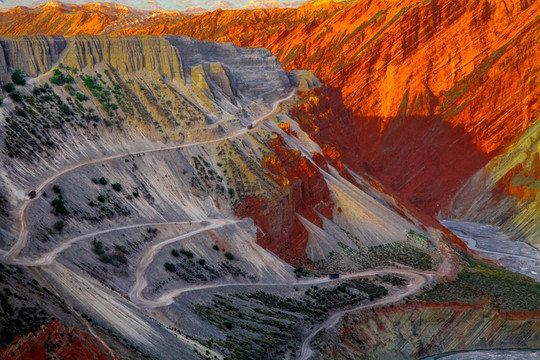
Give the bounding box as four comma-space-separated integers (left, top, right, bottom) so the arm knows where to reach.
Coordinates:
314, 302, 540, 360
0, 36, 67, 82
4, 0, 538, 218
449, 121, 540, 244
0, 36, 291, 104
236, 134, 334, 263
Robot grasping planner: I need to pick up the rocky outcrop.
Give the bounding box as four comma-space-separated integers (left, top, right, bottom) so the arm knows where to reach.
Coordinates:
2, 0, 538, 220
0, 35, 291, 103
0, 36, 67, 83
314, 302, 540, 360
235, 134, 334, 264
0, 321, 116, 360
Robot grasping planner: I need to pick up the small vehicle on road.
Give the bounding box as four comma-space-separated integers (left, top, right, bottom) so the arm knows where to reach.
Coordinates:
28, 190, 37, 199
329, 273, 340, 279
247, 124, 254, 130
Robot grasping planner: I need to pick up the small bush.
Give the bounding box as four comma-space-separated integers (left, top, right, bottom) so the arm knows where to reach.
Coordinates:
227, 188, 234, 198
53, 220, 65, 232
180, 249, 194, 259
51, 198, 68, 216
65, 74, 74, 84
212, 245, 220, 251
3, 83, 15, 93
111, 183, 122, 192
76, 92, 88, 101
164, 262, 175, 272
171, 249, 180, 257
97, 195, 106, 203
91, 178, 99, 184
9, 91, 22, 102
223, 320, 234, 329
198, 259, 206, 266
53, 185, 62, 194
224, 252, 235, 261
11, 69, 26, 86
50, 69, 65, 86
99, 177, 108, 185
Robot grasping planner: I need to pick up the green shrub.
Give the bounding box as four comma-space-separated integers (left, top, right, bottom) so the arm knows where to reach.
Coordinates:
53, 220, 65, 232
111, 182, 122, 191
198, 259, 206, 266
53, 185, 62, 194
224, 252, 235, 260
180, 249, 194, 259
9, 91, 22, 102
76, 92, 88, 101
50, 69, 65, 86
3, 83, 15, 93
212, 245, 220, 251
51, 198, 68, 216
11, 69, 26, 86
99, 177, 108, 185
223, 320, 233, 329
92, 239, 105, 255
164, 262, 175, 272
228, 188, 234, 197
171, 249, 180, 257
65, 74, 74, 84
97, 195, 106, 203
91, 178, 99, 184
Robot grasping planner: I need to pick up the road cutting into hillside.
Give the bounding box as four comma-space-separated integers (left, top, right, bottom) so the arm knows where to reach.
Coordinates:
3, 87, 451, 360
11, 220, 212, 267
298, 270, 431, 360
3, 89, 296, 264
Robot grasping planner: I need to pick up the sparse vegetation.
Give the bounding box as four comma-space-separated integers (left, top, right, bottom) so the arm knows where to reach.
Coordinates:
53, 220, 65, 232
180, 249, 194, 259
111, 182, 123, 192
419, 261, 540, 311
11, 69, 26, 86
164, 262, 176, 272
51, 198, 68, 216
50, 69, 66, 86
224, 252, 235, 261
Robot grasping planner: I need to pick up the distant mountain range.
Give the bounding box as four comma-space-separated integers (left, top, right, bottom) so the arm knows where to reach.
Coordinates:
0, 0, 308, 11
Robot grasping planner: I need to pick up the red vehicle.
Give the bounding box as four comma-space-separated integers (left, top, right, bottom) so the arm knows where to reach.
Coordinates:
28, 190, 37, 199
247, 124, 254, 130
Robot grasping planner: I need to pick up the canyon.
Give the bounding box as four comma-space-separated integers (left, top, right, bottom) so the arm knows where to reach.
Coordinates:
0, 0, 538, 359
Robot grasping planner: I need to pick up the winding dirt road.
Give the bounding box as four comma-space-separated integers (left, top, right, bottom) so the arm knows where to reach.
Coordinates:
298, 270, 431, 360
3, 90, 296, 263
1, 87, 448, 360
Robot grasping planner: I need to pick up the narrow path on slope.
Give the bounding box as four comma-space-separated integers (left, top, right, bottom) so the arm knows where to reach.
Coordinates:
298, 270, 431, 360
12, 220, 211, 266
128, 219, 239, 305
3, 90, 296, 263
1, 87, 449, 360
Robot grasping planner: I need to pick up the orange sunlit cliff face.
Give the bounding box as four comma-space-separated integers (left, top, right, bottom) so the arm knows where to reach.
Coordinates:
1, 0, 538, 216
